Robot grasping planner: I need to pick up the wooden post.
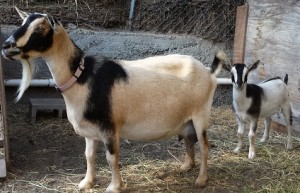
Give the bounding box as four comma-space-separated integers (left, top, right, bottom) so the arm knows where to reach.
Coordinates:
233, 4, 249, 64
0, 29, 9, 177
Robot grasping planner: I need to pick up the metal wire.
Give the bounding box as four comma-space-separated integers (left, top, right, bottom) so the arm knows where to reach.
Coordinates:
0, 0, 245, 43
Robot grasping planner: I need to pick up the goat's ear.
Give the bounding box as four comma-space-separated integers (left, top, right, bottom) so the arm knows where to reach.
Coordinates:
43, 13, 61, 31
46, 14, 56, 30
15, 6, 29, 20
247, 60, 260, 73
223, 64, 231, 72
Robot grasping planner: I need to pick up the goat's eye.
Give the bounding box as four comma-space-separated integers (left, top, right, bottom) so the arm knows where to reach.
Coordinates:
35, 26, 45, 32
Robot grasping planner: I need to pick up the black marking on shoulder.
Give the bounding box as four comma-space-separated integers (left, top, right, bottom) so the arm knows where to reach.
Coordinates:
83, 56, 128, 131
246, 84, 264, 117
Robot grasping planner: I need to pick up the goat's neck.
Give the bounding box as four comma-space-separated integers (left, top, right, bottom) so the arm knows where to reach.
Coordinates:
43, 30, 81, 86
232, 85, 249, 108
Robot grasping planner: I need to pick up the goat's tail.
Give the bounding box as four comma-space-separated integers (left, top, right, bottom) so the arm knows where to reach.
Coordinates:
284, 74, 288, 85
210, 51, 227, 75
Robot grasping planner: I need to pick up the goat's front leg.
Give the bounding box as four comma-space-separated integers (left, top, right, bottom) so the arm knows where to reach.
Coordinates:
79, 137, 98, 190
260, 117, 271, 143
105, 135, 121, 193
248, 120, 258, 159
195, 129, 209, 187
233, 116, 245, 154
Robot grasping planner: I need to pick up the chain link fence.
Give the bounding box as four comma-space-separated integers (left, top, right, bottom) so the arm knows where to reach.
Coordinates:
0, 0, 245, 43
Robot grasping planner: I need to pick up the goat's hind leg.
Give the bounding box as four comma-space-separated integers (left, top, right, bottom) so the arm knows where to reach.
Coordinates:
79, 137, 98, 190
281, 104, 293, 150
179, 121, 197, 171
192, 116, 209, 188
260, 117, 271, 143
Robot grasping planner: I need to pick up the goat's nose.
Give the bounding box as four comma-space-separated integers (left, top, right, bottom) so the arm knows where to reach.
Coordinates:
237, 81, 243, 88
2, 36, 16, 49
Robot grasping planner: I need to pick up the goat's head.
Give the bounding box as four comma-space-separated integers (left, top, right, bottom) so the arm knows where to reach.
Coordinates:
224, 60, 260, 89
2, 7, 61, 61
1, 7, 62, 101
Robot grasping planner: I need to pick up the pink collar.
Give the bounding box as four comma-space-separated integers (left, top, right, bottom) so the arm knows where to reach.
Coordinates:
56, 57, 85, 92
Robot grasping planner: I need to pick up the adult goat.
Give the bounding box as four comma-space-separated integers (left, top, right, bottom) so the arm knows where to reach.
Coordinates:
2, 7, 226, 192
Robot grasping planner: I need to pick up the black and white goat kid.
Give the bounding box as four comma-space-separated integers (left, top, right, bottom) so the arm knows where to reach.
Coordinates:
2, 7, 227, 192
225, 61, 293, 159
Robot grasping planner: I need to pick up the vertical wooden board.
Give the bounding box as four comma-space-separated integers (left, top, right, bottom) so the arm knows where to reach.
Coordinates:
233, 5, 249, 64
0, 29, 9, 176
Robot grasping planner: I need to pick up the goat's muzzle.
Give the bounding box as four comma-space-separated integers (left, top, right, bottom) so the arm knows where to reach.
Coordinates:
2, 36, 21, 60
236, 81, 244, 90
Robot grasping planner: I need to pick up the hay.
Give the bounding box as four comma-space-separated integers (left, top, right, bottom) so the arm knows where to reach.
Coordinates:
1, 101, 300, 193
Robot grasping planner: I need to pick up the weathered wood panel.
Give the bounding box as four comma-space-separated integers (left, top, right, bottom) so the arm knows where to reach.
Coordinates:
233, 5, 249, 64
245, 0, 300, 132
0, 29, 9, 177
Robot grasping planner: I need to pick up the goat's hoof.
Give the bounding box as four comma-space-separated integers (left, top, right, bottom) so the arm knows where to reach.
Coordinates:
287, 143, 293, 150
78, 177, 95, 190
180, 163, 195, 171
259, 138, 268, 143
105, 182, 121, 193
248, 151, 255, 159
105, 190, 120, 193
124, 139, 131, 144
233, 148, 241, 154
195, 176, 207, 188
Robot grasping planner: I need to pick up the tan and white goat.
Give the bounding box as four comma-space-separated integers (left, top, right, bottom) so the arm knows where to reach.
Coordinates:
2, 7, 226, 193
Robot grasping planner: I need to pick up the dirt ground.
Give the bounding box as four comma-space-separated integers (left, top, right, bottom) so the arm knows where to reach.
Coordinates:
0, 88, 300, 193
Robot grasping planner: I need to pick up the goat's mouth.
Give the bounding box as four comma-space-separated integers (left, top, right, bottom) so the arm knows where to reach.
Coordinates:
235, 83, 244, 90
1, 48, 21, 60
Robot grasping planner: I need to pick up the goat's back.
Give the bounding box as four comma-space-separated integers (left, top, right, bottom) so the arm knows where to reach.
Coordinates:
259, 79, 289, 117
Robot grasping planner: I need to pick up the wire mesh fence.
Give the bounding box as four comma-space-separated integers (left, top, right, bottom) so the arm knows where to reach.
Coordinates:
132, 0, 245, 43
0, 0, 245, 43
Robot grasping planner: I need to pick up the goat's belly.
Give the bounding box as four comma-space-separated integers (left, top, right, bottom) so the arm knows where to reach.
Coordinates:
259, 107, 279, 118
120, 122, 184, 141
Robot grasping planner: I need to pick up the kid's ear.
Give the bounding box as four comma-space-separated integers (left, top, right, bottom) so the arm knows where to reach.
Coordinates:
223, 63, 232, 72
15, 6, 29, 20
247, 60, 260, 73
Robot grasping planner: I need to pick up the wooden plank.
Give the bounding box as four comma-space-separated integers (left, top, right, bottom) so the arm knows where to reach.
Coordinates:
0, 158, 6, 178
0, 29, 10, 173
233, 4, 249, 64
